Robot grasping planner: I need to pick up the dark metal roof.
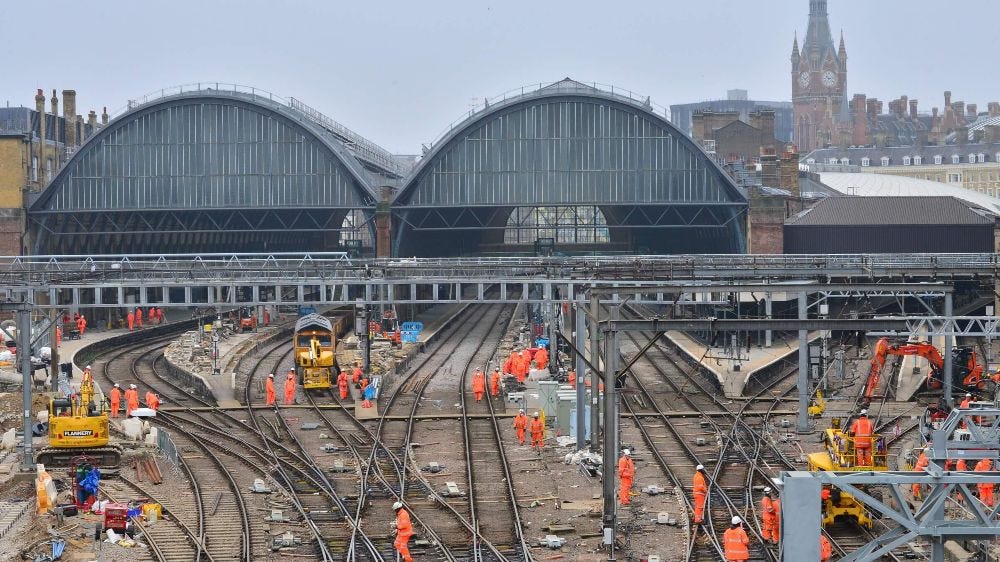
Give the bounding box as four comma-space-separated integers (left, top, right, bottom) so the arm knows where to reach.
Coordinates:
804, 142, 1000, 164
785, 196, 996, 226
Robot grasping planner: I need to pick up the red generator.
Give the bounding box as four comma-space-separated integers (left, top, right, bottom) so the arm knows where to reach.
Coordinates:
103, 503, 129, 532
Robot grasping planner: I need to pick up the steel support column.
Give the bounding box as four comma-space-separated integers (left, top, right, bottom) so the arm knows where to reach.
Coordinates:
797, 292, 811, 433
589, 291, 600, 452
575, 296, 587, 450
780, 470, 821, 561
602, 306, 619, 553
19, 307, 33, 471
944, 293, 954, 407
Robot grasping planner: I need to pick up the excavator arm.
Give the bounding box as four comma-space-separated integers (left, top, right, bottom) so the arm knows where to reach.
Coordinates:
864, 338, 946, 405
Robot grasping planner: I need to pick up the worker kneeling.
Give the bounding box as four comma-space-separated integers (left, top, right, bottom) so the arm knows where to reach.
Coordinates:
723, 516, 750, 561
392, 501, 413, 562
618, 449, 635, 505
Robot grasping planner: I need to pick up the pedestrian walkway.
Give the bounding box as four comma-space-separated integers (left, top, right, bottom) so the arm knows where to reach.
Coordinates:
666, 331, 820, 398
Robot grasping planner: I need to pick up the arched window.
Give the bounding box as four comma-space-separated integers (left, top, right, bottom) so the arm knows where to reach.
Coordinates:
505, 206, 610, 245
340, 209, 373, 249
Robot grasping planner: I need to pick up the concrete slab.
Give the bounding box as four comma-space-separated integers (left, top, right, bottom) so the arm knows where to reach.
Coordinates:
896, 332, 941, 401
188, 328, 273, 404
666, 331, 820, 398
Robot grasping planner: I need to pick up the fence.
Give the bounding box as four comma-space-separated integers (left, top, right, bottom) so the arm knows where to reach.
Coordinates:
156, 427, 180, 466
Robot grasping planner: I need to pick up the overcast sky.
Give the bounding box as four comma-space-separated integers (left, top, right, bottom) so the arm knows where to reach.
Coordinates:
3, 0, 998, 153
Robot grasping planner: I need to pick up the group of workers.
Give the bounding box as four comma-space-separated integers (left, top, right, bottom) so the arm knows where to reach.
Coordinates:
107, 379, 159, 417
335, 365, 370, 401
127, 307, 164, 331
469, 368, 503, 401
264, 370, 298, 406
511, 409, 545, 450
502, 346, 547, 383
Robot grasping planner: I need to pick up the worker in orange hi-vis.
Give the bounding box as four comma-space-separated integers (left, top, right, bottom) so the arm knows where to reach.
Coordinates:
761, 487, 777, 544
156, 307, 164, 324
337, 370, 350, 400
284, 372, 296, 405
535, 346, 549, 370
145, 391, 160, 411
265, 373, 276, 405
127, 311, 135, 332
692, 464, 708, 525
568, 369, 576, 389
502, 352, 514, 376
820, 533, 832, 562
124, 384, 139, 417
976, 458, 994, 507
135, 307, 143, 329
772, 494, 781, 543
76, 315, 86, 337
489, 368, 501, 397
529, 412, 545, 451
723, 516, 750, 561
618, 449, 635, 505
912, 449, 929, 499
850, 408, 874, 466
471, 369, 486, 401
513, 409, 528, 444
108, 383, 121, 418
392, 501, 414, 562
352, 364, 363, 385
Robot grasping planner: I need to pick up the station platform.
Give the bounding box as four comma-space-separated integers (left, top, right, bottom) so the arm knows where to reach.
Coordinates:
895, 333, 942, 402
666, 331, 819, 398
193, 326, 275, 407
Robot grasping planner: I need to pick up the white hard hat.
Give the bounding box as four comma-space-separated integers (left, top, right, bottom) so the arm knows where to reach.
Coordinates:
268, 373, 274, 378
533, 411, 539, 417
85, 365, 91, 370
623, 449, 631, 456
763, 486, 771, 493
519, 409, 524, 414
732, 515, 742, 525
392, 501, 403, 510
696, 464, 704, 471
113, 383, 119, 388
129, 384, 136, 389
967, 393, 972, 397
860, 409, 867, 415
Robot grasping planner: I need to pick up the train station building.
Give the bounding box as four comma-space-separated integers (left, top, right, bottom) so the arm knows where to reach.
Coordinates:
19, 80, 748, 257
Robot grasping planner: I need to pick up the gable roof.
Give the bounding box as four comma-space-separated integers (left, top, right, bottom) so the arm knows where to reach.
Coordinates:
785, 196, 995, 226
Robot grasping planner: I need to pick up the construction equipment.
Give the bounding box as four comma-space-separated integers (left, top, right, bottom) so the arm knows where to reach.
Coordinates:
808, 388, 826, 417
863, 337, 998, 405
238, 306, 257, 332
36, 370, 122, 472
806, 419, 887, 528
294, 314, 337, 390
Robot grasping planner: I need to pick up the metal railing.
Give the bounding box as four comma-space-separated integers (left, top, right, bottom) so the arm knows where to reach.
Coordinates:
425, 79, 673, 152
288, 97, 404, 176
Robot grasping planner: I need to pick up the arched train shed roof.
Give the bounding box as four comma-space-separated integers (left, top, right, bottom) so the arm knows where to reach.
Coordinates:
30, 90, 378, 213
394, 79, 746, 208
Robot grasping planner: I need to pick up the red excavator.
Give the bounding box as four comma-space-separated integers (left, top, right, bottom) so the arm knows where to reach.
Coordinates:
863, 337, 997, 405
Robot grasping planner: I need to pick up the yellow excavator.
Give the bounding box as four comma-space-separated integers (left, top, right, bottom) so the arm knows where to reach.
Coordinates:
36, 369, 122, 472
806, 419, 887, 528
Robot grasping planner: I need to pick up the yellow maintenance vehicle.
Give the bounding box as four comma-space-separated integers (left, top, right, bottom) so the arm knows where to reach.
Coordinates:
294, 314, 337, 390
806, 419, 887, 528
36, 369, 122, 472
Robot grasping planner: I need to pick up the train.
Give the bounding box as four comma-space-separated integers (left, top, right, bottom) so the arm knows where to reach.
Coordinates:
293, 313, 349, 390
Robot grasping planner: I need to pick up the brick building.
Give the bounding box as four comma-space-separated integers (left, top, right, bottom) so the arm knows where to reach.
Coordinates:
0, 89, 105, 254
670, 90, 793, 142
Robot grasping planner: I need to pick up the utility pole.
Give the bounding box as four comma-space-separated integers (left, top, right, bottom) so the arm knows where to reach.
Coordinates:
601, 305, 619, 555
19, 305, 33, 471
575, 296, 586, 449
589, 291, 600, 452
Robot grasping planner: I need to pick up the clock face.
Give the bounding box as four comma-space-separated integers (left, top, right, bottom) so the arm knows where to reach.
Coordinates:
822, 70, 837, 87
798, 71, 811, 88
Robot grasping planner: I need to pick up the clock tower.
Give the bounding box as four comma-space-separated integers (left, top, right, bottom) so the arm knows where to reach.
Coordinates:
792, 0, 847, 152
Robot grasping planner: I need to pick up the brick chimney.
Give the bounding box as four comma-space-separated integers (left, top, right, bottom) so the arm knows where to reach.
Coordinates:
957, 126, 969, 146
909, 99, 918, 120
779, 145, 800, 197
62, 90, 77, 147
954, 101, 965, 122
50, 89, 58, 116
989, 102, 1000, 117
87, 110, 97, 127
866, 98, 879, 117
899, 95, 908, 118
751, 109, 775, 140
851, 94, 868, 145
35, 89, 46, 175
944, 91, 952, 107
968, 104, 978, 118
759, 146, 778, 187
101, 107, 109, 125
